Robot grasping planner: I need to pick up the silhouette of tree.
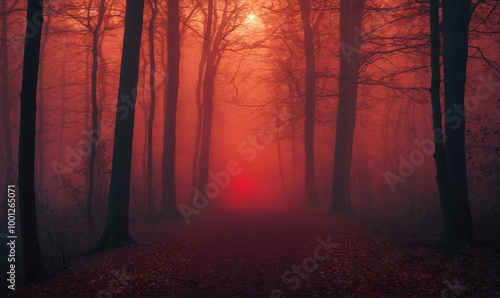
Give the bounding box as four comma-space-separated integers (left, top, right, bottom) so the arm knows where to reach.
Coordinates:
96, 0, 145, 250
160, 0, 182, 218
18, 0, 48, 284
330, 0, 366, 214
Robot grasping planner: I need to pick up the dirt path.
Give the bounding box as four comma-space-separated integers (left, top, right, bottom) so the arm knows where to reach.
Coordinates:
16, 210, 500, 296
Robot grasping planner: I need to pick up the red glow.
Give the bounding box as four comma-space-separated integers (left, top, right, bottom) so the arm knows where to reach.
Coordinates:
235, 178, 250, 194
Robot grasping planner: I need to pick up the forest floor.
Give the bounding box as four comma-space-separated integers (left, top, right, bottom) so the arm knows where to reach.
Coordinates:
13, 209, 500, 297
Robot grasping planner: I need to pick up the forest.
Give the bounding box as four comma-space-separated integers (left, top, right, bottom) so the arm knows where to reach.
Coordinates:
0, 0, 499, 296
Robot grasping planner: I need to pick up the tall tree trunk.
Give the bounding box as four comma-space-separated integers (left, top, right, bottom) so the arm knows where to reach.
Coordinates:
1, 0, 13, 229
187, 0, 230, 207
85, 52, 90, 128
299, 0, 319, 206
329, 0, 365, 214
196, 0, 232, 202
430, 0, 454, 250
191, 91, 203, 195
147, 0, 158, 218
430, 0, 453, 244
18, 0, 47, 283
96, 0, 145, 250
198, 63, 216, 199
35, 15, 50, 204
441, 0, 473, 245
87, 31, 98, 233
141, 49, 148, 212
430, 0, 453, 250
161, 0, 182, 218
191, 0, 213, 195
96, 39, 107, 210
86, 0, 106, 234
197, 0, 222, 201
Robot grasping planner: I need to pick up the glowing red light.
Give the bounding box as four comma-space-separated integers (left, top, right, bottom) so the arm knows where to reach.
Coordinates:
235, 178, 250, 193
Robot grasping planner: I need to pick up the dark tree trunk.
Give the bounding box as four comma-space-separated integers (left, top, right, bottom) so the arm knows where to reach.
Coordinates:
191, 91, 203, 194
1, 0, 13, 230
299, 0, 319, 206
191, 0, 213, 195
18, 0, 48, 284
85, 52, 91, 128
197, 0, 229, 199
147, 0, 158, 218
161, 0, 182, 218
329, 0, 365, 214
96, 0, 145, 250
87, 30, 98, 234
141, 51, 148, 212
87, 33, 100, 233
35, 15, 50, 205
441, 0, 473, 245
86, 0, 106, 233
430, 0, 454, 250
198, 60, 216, 201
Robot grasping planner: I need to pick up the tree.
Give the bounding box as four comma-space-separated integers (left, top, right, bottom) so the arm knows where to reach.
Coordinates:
146, 0, 159, 218
61, 0, 120, 232
441, 0, 473, 245
298, 0, 319, 206
264, 0, 332, 200
160, 0, 182, 218
196, 0, 242, 200
34, 13, 49, 209
430, 0, 450, 249
431, 0, 473, 249
18, 0, 48, 283
191, 0, 212, 196
86, 0, 109, 233
329, 0, 366, 214
96, 0, 145, 250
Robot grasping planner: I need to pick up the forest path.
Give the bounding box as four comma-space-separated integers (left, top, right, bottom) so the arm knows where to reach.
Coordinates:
17, 209, 499, 296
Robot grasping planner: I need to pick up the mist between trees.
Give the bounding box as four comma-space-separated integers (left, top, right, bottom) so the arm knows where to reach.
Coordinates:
0, 0, 499, 288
